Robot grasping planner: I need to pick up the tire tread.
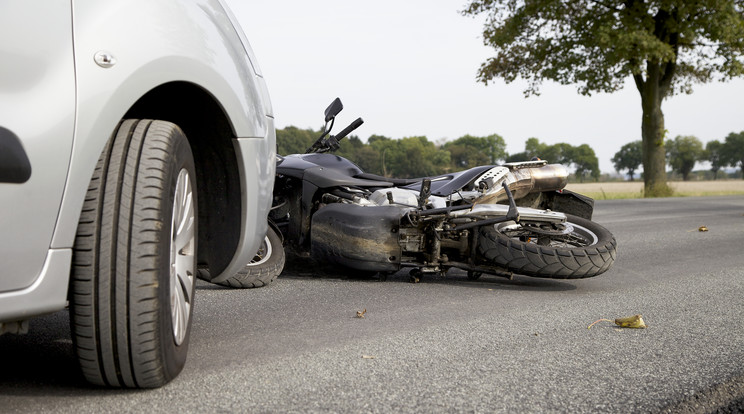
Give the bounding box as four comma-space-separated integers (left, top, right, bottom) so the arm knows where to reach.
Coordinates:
70, 119, 195, 388
478, 214, 617, 279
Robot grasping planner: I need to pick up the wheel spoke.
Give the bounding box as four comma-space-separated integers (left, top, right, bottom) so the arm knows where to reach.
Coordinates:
247, 236, 272, 266
497, 220, 597, 248
176, 256, 194, 302
170, 168, 195, 346
176, 192, 193, 242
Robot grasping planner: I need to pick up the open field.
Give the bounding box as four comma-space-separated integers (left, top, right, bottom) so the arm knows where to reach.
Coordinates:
565, 180, 744, 199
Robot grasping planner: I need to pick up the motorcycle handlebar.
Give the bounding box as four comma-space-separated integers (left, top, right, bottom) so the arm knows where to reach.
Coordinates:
334, 117, 364, 142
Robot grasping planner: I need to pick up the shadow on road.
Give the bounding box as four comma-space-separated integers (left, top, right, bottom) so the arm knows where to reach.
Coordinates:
275, 262, 578, 293
0, 311, 138, 398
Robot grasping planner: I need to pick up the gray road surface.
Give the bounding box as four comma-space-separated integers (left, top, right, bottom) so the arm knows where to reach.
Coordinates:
1, 195, 743, 413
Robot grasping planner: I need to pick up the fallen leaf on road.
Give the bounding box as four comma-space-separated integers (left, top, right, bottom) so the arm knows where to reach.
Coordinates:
356, 309, 367, 318
588, 314, 647, 329
698, 226, 708, 232
614, 314, 647, 328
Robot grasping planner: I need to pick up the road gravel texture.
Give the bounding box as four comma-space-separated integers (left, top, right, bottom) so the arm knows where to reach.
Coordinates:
1, 196, 743, 413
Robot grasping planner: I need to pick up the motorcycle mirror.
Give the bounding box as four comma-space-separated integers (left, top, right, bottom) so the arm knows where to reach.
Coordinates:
324, 98, 343, 122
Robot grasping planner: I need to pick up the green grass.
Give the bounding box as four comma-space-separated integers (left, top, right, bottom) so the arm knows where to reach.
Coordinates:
581, 189, 744, 200
579, 191, 644, 200
567, 181, 744, 200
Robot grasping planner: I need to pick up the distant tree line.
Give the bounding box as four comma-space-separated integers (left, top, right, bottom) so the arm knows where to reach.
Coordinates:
276, 126, 601, 181
612, 131, 744, 181
505, 138, 600, 182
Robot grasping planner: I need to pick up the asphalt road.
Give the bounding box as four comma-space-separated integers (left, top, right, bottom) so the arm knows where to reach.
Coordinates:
1, 196, 743, 413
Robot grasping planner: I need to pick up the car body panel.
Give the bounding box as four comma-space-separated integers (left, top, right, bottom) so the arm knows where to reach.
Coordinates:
0, 250, 71, 322
53, 0, 270, 249
1, 0, 275, 322
0, 1, 76, 292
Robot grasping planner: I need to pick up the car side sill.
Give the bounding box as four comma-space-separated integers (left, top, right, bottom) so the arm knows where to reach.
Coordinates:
0, 249, 71, 323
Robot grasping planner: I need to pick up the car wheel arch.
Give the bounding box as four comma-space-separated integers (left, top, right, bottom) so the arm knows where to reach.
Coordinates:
124, 81, 244, 277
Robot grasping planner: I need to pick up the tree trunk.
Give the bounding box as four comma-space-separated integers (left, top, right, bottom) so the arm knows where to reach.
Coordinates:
637, 67, 672, 197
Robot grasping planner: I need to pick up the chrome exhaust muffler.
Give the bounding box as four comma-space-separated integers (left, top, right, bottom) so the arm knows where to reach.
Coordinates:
475, 163, 569, 204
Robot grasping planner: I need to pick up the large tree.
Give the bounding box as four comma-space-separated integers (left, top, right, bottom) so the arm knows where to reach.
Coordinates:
463, 0, 744, 196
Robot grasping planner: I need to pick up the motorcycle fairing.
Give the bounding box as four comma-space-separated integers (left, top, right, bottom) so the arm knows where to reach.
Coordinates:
278, 153, 392, 188
279, 153, 497, 198
303, 167, 392, 189
311, 203, 403, 271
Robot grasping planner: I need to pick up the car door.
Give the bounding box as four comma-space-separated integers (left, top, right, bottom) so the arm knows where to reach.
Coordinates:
0, 1, 76, 292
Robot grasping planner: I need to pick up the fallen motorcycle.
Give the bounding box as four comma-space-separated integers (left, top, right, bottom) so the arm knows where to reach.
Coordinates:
241, 98, 616, 284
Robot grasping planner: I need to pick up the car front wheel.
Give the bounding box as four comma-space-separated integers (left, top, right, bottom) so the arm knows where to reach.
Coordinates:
70, 119, 197, 388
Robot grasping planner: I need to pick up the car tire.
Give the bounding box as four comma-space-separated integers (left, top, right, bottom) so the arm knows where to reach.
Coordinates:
70, 119, 197, 388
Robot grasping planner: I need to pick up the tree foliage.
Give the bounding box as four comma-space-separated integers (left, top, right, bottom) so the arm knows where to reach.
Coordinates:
612, 140, 644, 180
275, 127, 600, 180
666, 135, 705, 181
276, 126, 318, 155
442, 134, 507, 168
463, 0, 744, 195
572, 144, 601, 182
369, 136, 451, 178
723, 131, 744, 178
509, 138, 600, 182
704, 139, 726, 179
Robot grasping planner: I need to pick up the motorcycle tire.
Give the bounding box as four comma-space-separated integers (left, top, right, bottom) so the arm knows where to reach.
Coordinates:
478, 214, 616, 279
215, 226, 285, 288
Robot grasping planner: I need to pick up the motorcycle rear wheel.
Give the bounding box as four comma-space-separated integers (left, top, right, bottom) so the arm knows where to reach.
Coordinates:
478, 214, 616, 279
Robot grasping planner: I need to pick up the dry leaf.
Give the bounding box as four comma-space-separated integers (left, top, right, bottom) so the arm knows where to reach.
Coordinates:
356, 309, 367, 318
614, 314, 647, 329
698, 226, 708, 232
588, 314, 648, 329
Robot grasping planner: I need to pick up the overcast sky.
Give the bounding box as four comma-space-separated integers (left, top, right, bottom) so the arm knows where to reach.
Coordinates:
225, 0, 743, 174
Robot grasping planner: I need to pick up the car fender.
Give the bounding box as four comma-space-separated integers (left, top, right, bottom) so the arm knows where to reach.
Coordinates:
51, 0, 275, 274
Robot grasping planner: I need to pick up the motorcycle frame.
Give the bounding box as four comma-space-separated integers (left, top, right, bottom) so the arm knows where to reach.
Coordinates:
269, 174, 581, 278
270, 98, 597, 277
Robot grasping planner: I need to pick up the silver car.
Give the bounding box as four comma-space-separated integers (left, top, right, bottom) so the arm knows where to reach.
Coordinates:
0, 0, 276, 388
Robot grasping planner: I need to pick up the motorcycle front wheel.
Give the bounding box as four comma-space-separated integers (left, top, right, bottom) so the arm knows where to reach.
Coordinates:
215, 226, 285, 288
478, 214, 616, 279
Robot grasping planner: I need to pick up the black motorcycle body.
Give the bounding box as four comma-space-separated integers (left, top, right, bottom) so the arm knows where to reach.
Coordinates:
267, 99, 616, 280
